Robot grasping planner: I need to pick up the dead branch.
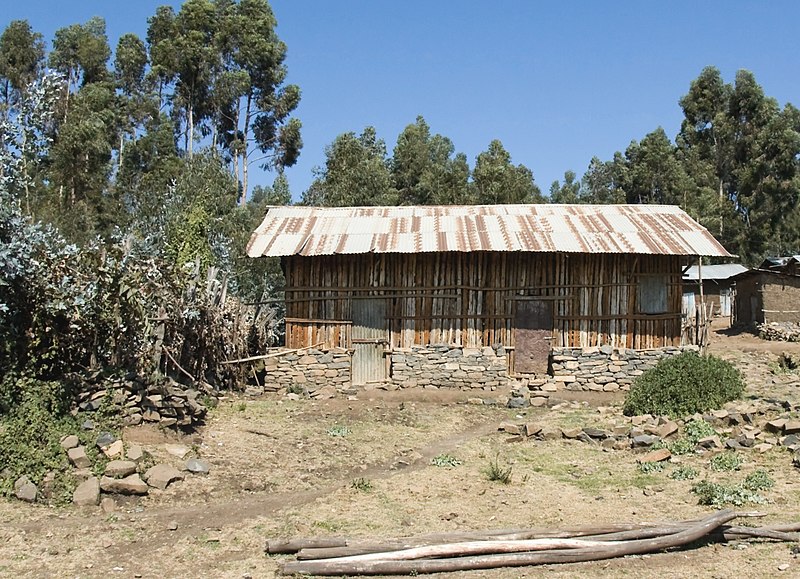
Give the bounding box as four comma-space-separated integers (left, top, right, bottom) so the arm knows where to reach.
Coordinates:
163, 346, 197, 383
278, 510, 737, 575
221, 342, 324, 365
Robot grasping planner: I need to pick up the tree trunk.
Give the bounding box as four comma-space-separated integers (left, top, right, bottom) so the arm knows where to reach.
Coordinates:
240, 92, 252, 206
188, 103, 194, 158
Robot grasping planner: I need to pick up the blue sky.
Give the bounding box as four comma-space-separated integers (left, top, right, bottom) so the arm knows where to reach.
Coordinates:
5, 1, 800, 200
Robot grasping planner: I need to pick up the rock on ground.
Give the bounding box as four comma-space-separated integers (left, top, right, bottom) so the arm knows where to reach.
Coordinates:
100, 474, 149, 495
144, 464, 184, 490
14, 476, 37, 503
184, 459, 210, 475
104, 460, 138, 478
73, 477, 100, 506
67, 446, 92, 469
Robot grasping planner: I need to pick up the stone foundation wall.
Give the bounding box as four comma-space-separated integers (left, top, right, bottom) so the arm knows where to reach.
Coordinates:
522, 345, 700, 393
263, 348, 353, 398
390, 345, 509, 390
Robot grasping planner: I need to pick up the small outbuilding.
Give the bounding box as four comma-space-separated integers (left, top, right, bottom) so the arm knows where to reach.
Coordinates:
247, 204, 730, 392
731, 267, 800, 326
682, 263, 748, 318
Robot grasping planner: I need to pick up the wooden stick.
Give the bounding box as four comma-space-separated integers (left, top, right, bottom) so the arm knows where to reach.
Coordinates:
278, 510, 737, 575
162, 346, 196, 383
221, 342, 324, 365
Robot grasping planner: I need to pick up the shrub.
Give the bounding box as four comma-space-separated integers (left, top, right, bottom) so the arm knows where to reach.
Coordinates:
710, 452, 743, 472
350, 477, 373, 492
483, 454, 512, 484
669, 466, 699, 480
623, 352, 745, 418
431, 453, 462, 468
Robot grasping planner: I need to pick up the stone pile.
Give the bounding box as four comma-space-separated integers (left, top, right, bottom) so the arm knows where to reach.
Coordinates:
391, 345, 508, 389
75, 375, 209, 429
261, 348, 352, 399
498, 398, 800, 459
758, 322, 800, 342
60, 434, 211, 507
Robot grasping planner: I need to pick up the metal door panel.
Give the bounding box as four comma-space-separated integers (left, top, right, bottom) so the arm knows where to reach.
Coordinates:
351, 299, 387, 385
514, 300, 553, 375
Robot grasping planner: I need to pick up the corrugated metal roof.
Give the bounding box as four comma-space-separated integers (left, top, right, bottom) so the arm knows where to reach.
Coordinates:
246, 204, 733, 258
683, 264, 748, 281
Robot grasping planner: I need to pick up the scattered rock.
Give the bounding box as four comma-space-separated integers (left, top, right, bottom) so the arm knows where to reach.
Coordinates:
561, 427, 582, 439
498, 422, 521, 435
167, 521, 178, 531
100, 497, 116, 513
95, 432, 116, 448
143, 464, 184, 490
14, 476, 37, 503
81, 419, 95, 430
126, 445, 144, 463
68, 446, 92, 469
185, 459, 210, 475
104, 460, 138, 478
540, 426, 562, 441
631, 434, 659, 448
639, 448, 672, 463
783, 420, 800, 435
73, 477, 100, 506
165, 444, 190, 459
506, 397, 530, 409
697, 435, 723, 449
100, 474, 149, 495
656, 421, 679, 439
102, 439, 124, 459
582, 427, 608, 439
524, 423, 542, 437
60, 435, 80, 450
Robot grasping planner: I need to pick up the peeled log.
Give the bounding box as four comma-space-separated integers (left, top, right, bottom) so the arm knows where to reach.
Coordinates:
279, 510, 736, 576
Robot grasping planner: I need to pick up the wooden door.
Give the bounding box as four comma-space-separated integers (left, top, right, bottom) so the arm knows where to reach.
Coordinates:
514, 300, 553, 375
351, 299, 388, 385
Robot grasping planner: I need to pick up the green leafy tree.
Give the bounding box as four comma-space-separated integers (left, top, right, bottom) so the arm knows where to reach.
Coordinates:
678, 67, 800, 262
472, 139, 542, 204
0, 20, 45, 121
302, 127, 396, 207
548, 170, 581, 203
581, 155, 626, 204
623, 128, 693, 206
391, 116, 470, 205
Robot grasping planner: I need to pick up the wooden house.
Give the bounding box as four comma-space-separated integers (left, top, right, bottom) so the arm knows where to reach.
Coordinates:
247, 204, 730, 386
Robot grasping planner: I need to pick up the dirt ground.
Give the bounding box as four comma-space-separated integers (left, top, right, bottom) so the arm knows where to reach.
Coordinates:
2, 318, 800, 578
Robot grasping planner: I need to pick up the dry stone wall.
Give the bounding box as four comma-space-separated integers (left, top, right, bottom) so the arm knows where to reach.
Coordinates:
260, 344, 700, 397
390, 345, 509, 389
525, 345, 701, 393
263, 348, 353, 398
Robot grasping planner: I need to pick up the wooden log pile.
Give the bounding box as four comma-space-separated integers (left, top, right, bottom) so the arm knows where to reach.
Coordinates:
267, 511, 800, 575
75, 374, 210, 429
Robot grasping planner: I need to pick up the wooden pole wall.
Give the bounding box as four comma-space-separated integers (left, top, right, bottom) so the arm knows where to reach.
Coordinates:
284, 252, 684, 350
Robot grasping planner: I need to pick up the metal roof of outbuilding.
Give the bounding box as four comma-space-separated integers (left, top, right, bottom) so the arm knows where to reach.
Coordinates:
683, 264, 748, 281
246, 204, 733, 258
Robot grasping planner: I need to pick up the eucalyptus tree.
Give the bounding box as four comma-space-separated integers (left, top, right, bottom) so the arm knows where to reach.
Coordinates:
391, 116, 471, 205
0, 20, 45, 121
472, 139, 542, 204
548, 170, 581, 204
147, 0, 302, 202
302, 127, 395, 207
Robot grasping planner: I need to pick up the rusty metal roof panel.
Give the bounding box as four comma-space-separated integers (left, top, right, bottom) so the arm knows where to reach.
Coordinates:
246, 204, 732, 258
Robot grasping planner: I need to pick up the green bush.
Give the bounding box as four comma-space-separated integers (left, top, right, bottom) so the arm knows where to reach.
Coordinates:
623, 352, 745, 418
